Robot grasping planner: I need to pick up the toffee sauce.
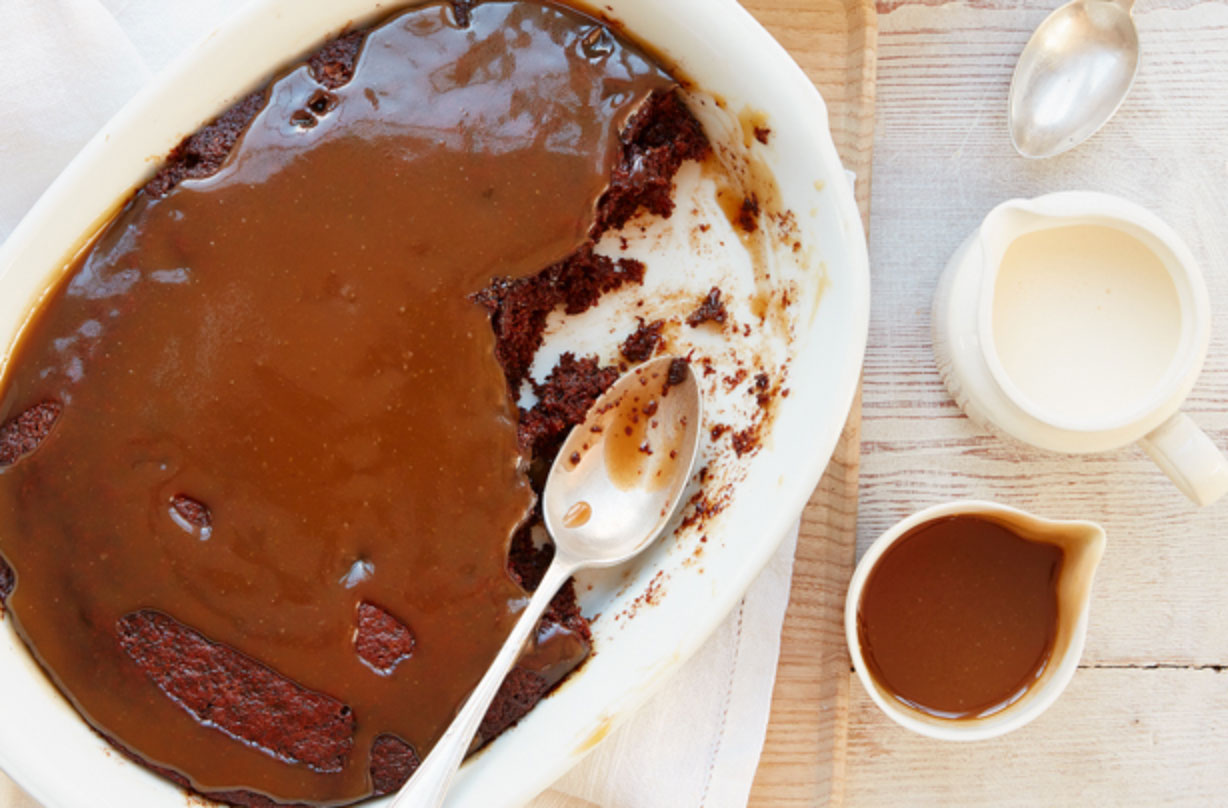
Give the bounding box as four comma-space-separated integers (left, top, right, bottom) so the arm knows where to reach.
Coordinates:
0, 2, 671, 803
857, 515, 1063, 719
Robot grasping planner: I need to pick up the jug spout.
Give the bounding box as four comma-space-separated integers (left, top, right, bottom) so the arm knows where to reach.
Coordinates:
1045, 518, 1105, 626
978, 190, 1152, 255
975, 197, 1056, 276
995, 508, 1106, 664
975, 201, 1031, 289
979, 198, 1036, 248
975, 191, 1135, 277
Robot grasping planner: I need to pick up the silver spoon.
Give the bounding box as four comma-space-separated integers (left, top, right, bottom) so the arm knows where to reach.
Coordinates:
390, 356, 703, 808
1008, 0, 1140, 158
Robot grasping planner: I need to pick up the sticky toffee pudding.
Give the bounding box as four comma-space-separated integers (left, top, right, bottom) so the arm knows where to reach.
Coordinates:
0, 2, 710, 804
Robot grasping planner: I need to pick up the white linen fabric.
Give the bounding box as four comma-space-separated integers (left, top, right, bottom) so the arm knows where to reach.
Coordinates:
536, 528, 797, 808
0, 2, 798, 806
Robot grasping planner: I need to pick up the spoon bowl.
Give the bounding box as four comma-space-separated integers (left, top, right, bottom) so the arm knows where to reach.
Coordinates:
391, 356, 702, 807
543, 357, 703, 565
1008, 0, 1139, 159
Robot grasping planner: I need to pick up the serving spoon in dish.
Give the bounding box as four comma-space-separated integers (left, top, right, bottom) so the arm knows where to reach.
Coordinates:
390, 355, 703, 808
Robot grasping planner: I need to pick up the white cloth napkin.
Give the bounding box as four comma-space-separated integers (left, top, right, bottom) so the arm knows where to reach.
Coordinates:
0, 2, 797, 806
536, 527, 797, 808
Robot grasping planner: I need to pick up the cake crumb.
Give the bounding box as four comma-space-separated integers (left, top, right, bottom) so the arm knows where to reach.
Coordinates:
731, 425, 760, 457
686, 287, 727, 328
170, 495, 212, 530
734, 195, 760, 233
620, 318, 665, 362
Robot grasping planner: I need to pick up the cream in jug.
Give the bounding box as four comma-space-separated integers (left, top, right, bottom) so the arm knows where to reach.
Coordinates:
991, 224, 1182, 424
933, 191, 1228, 506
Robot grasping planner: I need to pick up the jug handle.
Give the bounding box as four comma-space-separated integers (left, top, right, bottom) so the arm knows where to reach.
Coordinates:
1138, 412, 1228, 507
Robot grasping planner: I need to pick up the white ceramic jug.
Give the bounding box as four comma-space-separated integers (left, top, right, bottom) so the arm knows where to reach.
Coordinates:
846, 500, 1106, 740
933, 191, 1228, 506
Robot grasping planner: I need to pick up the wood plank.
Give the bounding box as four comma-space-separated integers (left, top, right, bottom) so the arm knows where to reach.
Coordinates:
746, 0, 876, 804
740, 0, 877, 220
861, 0, 1228, 666
747, 392, 862, 808
845, 667, 1228, 806
843, 0, 1228, 804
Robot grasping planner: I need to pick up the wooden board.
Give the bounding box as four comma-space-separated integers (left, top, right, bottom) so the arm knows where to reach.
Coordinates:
845, 667, 1228, 806
843, 0, 1228, 804
746, 0, 876, 805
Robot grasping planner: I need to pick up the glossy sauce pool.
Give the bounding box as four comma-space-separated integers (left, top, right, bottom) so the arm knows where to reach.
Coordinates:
0, 2, 674, 804
856, 515, 1064, 719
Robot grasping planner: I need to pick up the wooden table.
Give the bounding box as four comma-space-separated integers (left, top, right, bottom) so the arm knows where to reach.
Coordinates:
4, 2, 1226, 807
754, 0, 1228, 804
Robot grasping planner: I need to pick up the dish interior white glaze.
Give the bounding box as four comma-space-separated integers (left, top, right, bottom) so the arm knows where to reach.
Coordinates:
0, 1, 868, 806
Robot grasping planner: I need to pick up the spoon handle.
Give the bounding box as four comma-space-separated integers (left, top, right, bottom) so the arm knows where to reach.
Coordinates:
389, 557, 577, 808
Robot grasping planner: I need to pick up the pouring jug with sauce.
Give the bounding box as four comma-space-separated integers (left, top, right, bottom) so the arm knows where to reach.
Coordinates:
933, 191, 1228, 506
846, 500, 1106, 740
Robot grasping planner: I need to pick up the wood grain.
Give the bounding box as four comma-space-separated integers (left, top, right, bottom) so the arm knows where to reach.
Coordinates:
862, 0, 1228, 663
745, 0, 876, 804
8, 2, 1227, 807
747, 393, 862, 808
843, 0, 1228, 804
846, 667, 1228, 805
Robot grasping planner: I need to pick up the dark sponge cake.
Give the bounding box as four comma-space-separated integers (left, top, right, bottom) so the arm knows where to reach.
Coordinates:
620, 318, 666, 363
354, 602, 416, 675
473, 247, 646, 395
141, 33, 365, 199
0, 2, 710, 804
0, 556, 12, 606
0, 403, 59, 609
477, 667, 555, 742
0, 400, 61, 467
117, 610, 356, 774
594, 90, 711, 235
368, 735, 421, 797
515, 353, 622, 462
